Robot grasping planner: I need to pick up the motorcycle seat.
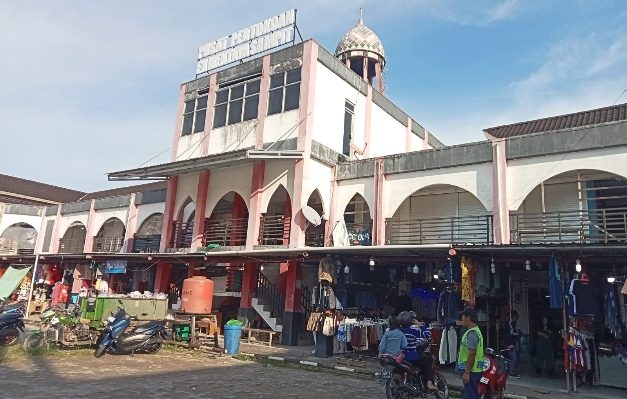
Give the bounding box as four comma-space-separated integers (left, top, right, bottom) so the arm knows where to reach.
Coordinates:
132, 320, 164, 334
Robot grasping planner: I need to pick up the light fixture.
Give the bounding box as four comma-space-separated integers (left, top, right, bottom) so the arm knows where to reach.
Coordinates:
525, 260, 531, 271
369, 264, 375, 271
413, 264, 419, 274
490, 258, 496, 274
575, 259, 582, 273
369, 257, 375, 271
607, 276, 616, 283
260, 265, 264, 271
433, 273, 439, 280
344, 265, 350, 274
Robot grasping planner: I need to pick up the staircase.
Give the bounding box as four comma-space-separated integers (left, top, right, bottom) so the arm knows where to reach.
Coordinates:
252, 272, 285, 332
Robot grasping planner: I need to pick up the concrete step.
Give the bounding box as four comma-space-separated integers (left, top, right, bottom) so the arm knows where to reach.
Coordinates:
251, 297, 283, 332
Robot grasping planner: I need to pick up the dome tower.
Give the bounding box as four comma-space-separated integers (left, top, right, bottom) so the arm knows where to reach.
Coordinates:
335, 10, 386, 92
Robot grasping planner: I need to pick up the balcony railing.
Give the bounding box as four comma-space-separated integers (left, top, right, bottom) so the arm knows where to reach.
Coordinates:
385, 215, 494, 245
0, 239, 34, 255
93, 236, 124, 253
132, 234, 161, 253
345, 223, 372, 246
259, 215, 291, 246
203, 218, 248, 247
305, 223, 325, 247
58, 238, 86, 254
171, 221, 194, 248
510, 207, 627, 244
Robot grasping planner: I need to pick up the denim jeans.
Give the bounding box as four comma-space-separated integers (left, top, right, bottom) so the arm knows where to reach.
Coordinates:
505, 347, 519, 374
462, 372, 482, 399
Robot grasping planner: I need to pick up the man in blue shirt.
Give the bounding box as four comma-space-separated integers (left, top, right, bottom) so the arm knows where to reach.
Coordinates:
398, 311, 437, 391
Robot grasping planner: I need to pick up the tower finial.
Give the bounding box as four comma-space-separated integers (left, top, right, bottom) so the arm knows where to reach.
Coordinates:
359, 8, 364, 25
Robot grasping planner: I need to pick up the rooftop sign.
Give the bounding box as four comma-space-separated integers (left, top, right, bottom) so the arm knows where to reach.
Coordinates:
196, 9, 297, 75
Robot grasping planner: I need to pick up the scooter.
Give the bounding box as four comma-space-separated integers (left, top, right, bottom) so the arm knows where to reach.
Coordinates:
94, 306, 166, 358
0, 310, 25, 346
477, 348, 511, 399
0, 300, 26, 315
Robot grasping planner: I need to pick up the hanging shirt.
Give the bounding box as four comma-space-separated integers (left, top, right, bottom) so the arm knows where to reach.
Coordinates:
461, 257, 476, 305
569, 279, 597, 316
437, 289, 463, 324
548, 255, 564, 309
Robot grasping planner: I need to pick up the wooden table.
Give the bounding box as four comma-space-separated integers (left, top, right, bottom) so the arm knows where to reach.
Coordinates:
168, 312, 219, 348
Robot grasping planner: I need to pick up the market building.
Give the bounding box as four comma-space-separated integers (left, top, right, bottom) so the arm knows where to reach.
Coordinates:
2, 10, 627, 390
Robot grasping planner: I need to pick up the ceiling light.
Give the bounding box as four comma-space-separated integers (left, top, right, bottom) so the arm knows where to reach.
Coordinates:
369, 257, 375, 267
490, 258, 496, 274
575, 259, 582, 273
525, 260, 531, 271
607, 276, 616, 283
412, 265, 419, 274
344, 265, 350, 274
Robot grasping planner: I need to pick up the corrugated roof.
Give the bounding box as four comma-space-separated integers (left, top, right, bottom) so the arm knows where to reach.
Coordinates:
81, 181, 168, 200
484, 103, 627, 139
0, 174, 85, 205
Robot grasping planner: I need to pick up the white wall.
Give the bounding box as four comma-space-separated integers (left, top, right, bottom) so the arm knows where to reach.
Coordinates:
335, 177, 376, 219
384, 163, 494, 218
369, 105, 407, 157
136, 203, 166, 232
507, 146, 627, 211
174, 173, 199, 217
303, 160, 333, 219
0, 214, 44, 235
263, 110, 299, 145
410, 134, 422, 152
311, 61, 366, 154
206, 120, 257, 156
260, 160, 295, 213
175, 134, 205, 160
92, 209, 128, 235
205, 164, 253, 216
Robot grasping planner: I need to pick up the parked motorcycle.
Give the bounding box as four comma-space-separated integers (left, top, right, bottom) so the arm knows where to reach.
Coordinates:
0, 310, 25, 346
477, 348, 511, 399
93, 305, 166, 358
0, 300, 26, 315
376, 350, 449, 399
22, 305, 97, 350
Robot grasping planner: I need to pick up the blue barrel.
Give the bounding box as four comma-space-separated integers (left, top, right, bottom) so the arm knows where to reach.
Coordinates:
224, 325, 242, 355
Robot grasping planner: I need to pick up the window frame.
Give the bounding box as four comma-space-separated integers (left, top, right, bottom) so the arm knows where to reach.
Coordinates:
181, 89, 209, 136
213, 76, 261, 129
267, 67, 302, 116
343, 100, 355, 156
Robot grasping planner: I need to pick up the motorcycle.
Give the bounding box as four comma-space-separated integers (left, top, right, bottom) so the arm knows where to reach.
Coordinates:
0, 310, 25, 346
0, 300, 26, 315
22, 305, 97, 350
93, 305, 166, 358
376, 349, 449, 399
477, 348, 511, 399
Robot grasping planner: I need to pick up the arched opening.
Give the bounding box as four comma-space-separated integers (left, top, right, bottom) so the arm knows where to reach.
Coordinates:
133, 213, 163, 253
93, 217, 126, 252
386, 184, 490, 245
511, 169, 627, 244
305, 190, 326, 247
0, 223, 37, 255
172, 198, 195, 248
260, 185, 292, 245
59, 222, 86, 254
343, 193, 372, 246
204, 192, 249, 247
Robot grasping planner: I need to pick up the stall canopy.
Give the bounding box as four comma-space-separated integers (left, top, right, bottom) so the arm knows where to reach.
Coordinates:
0, 266, 31, 299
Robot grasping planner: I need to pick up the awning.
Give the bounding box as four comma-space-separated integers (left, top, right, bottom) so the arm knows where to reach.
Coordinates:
0, 266, 31, 300
108, 149, 303, 181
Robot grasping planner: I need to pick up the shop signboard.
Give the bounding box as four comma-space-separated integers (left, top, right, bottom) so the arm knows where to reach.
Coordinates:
196, 9, 297, 75
105, 260, 127, 274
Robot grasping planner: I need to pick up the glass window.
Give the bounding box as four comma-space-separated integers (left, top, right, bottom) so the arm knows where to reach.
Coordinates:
213, 103, 227, 128
228, 99, 243, 125
270, 74, 284, 89
216, 90, 229, 104
182, 114, 194, 136
267, 68, 302, 115
343, 100, 354, 156
184, 100, 195, 113
268, 89, 283, 115
193, 109, 206, 133
243, 95, 259, 121
212, 77, 260, 128
247, 79, 260, 95
230, 85, 245, 100
196, 95, 208, 109
286, 68, 301, 84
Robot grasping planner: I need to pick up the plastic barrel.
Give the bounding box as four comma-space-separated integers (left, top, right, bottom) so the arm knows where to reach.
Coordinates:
223, 325, 242, 355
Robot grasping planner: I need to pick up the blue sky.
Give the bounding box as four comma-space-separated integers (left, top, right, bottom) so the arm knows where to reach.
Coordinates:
1, 0, 626, 192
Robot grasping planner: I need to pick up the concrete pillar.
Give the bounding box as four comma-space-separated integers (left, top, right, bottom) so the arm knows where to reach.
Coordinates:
405, 117, 413, 152
492, 140, 510, 244
50, 206, 63, 253
281, 260, 303, 346
83, 200, 96, 253
238, 262, 259, 324
123, 193, 138, 252
170, 84, 187, 161
201, 74, 218, 155
254, 56, 271, 149
191, 170, 211, 248
153, 262, 172, 293
373, 158, 386, 245
246, 161, 265, 250
160, 176, 179, 251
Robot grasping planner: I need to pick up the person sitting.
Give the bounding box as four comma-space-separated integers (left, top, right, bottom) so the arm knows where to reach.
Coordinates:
379, 316, 407, 362
398, 311, 438, 391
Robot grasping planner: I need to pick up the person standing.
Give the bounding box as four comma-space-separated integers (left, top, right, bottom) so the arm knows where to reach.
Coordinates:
533, 316, 555, 378
458, 307, 485, 399
503, 310, 521, 378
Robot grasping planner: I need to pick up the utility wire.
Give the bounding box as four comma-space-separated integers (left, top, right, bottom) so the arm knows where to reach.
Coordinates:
613, 88, 627, 105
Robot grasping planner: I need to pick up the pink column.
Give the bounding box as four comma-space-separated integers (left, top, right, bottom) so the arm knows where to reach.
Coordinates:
492, 140, 510, 244
201, 74, 218, 156
123, 193, 138, 252
375, 61, 383, 93
83, 200, 96, 253
239, 262, 259, 310
290, 41, 318, 248
34, 208, 47, 254
153, 262, 171, 293
324, 167, 339, 247
364, 86, 372, 158
373, 158, 386, 245
255, 55, 272, 149
50, 206, 63, 253
405, 117, 413, 152
283, 260, 301, 312
246, 161, 265, 249
160, 176, 179, 251
423, 129, 430, 150
191, 170, 211, 248
230, 194, 247, 246
170, 84, 187, 161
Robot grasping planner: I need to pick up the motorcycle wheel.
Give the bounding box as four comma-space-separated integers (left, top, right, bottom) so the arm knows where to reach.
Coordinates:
0, 327, 20, 346
94, 344, 107, 358
385, 373, 416, 399
144, 341, 162, 354
22, 332, 46, 351
432, 372, 449, 399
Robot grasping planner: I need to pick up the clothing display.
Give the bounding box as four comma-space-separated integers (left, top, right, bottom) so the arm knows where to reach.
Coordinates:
460, 257, 477, 305
318, 257, 335, 284
437, 287, 463, 325
568, 275, 597, 316
438, 326, 458, 365
564, 326, 600, 386
548, 254, 564, 309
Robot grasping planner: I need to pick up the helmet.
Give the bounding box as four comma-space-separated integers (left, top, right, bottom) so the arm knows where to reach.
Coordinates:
398, 311, 414, 327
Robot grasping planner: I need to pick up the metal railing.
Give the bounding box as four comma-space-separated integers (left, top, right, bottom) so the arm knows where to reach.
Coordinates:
305, 224, 325, 247
93, 236, 124, 252
132, 234, 161, 253
510, 207, 627, 244
0, 239, 34, 255
58, 238, 86, 254
300, 285, 312, 317
259, 215, 291, 245
203, 217, 248, 247
256, 272, 285, 321
385, 215, 494, 245
171, 221, 194, 248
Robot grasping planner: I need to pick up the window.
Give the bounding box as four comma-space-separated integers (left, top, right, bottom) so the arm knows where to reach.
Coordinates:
181, 90, 209, 136
268, 67, 301, 115
213, 78, 260, 128
343, 100, 354, 156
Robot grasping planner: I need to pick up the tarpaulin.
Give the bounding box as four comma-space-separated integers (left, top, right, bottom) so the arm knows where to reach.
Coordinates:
0, 266, 31, 299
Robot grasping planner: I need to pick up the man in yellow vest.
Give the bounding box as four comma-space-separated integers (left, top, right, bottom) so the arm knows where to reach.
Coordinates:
458, 307, 484, 399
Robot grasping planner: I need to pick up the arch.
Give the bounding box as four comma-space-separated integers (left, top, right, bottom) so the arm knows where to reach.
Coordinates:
205, 191, 249, 247
264, 184, 292, 216
177, 197, 195, 223
259, 185, 292, 246
59, 221, 87, 253
94, 217, 126, 253
390, 184, 488, 219
0, 223, 37, 254
305, 189, 326, 220
343, 193, 373, 246
135, 213, 163, 236
206, 188, 249, 218
304, 189, 326, 247
95, 217, 126, 238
